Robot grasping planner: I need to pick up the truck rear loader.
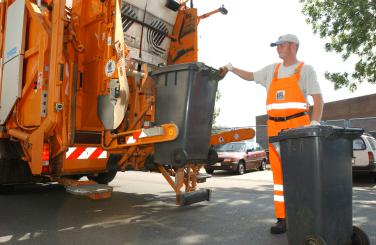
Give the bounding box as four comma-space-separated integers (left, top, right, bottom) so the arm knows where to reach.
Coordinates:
0, 0, 254, 205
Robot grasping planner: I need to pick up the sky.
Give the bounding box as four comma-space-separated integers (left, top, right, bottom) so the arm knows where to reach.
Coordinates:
193, 0, 376, 127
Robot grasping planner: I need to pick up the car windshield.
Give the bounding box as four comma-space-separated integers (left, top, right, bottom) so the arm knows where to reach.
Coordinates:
216, 143, 246, 152
367, 136, 376, 151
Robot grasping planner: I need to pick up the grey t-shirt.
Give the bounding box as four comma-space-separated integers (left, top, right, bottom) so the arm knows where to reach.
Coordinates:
253, 63, 321, 99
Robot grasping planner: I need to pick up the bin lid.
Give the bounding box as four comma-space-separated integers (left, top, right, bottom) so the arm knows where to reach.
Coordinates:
150, 62, 223, 82
270, 125, 364, 142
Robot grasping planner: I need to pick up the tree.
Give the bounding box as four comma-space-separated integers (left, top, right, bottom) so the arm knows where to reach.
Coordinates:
212, 89, 221, 126
300, 0, 376, 91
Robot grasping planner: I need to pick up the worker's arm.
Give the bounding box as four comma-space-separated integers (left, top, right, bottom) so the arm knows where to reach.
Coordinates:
219, 63, 254, 81
310, 93, 324, 125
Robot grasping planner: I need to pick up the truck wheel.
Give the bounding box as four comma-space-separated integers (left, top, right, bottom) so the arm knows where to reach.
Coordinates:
68, 175, 83, 180
259, 160, 267, 171
351, 226, 370, 245
205, 168, 214, 174
237, 161, 245, 175
89, 171, 117, 185
0, 185, 15, 194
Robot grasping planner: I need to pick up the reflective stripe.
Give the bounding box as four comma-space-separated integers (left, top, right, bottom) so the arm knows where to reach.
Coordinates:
126, 136, 136, 144
139, 131, 147, 138
78, 147, 97, 159
98, 150, 107, 159
271, 142, 281, 157
65, 147, 107, 160
65, 147, 76, 159
274, 184, 284, 191
274, 195, 284, 202
266, 102, 308, 111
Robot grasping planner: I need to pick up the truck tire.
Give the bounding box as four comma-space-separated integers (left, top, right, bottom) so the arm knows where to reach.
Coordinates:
205, 168, 214, 174
0, 185, 15, 194
89, 171, 117, 185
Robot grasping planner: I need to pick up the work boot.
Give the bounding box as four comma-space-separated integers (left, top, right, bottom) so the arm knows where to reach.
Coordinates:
270, 218, 287, 234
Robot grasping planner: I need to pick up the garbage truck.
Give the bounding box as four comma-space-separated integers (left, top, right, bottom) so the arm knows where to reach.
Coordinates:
0, 0, 254, 205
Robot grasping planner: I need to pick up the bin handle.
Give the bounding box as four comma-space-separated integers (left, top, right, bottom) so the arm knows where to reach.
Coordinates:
322, 127, 364, 138
201, 66, 223, 82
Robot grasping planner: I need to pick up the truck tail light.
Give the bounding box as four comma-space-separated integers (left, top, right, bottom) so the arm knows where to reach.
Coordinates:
42, 143, 50, 173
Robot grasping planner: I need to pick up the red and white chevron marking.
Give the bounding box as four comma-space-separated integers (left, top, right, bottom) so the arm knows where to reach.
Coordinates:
126, 127, 164, 144
65, 147, 107, 160
126, 131, 147, 144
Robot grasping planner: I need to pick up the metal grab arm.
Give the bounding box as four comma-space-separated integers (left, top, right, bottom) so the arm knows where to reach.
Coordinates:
210, 128, 255, 145
198, 5, 228, 23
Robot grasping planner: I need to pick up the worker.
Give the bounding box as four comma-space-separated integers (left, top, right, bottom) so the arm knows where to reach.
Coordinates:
219, 34, 324, 234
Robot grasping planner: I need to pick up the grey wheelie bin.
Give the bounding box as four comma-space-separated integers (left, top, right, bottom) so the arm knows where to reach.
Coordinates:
150, 62, 222, 168
270, 126, 369, 245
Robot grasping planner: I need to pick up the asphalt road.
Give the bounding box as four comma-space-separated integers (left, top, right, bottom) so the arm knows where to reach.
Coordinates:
0, 170, 375, 245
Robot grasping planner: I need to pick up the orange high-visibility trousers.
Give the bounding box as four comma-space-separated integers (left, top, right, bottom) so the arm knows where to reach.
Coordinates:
266, 62, 310, 219
267, 114, 310, 218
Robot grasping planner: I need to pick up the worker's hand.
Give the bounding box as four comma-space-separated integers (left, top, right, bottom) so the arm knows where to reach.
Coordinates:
219, 63, 233, 77
310, 120, 320, 126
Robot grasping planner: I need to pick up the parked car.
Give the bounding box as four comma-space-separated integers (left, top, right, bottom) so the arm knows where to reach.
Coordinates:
353, 134, 376, 180
205, 141, 268, 175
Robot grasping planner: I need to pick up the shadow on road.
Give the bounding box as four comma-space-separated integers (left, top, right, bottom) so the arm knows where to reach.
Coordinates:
0, 177, 374, 245
0, 183, 285, 245
207, 169, 270, 177
353, 173, 376, 187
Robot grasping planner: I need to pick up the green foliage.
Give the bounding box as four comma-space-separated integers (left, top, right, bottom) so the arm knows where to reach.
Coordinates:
300, 0, 376, 91
212, 89, 221, 125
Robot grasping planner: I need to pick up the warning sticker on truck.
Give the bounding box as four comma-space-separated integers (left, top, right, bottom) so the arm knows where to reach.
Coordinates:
105, 59, 116, 77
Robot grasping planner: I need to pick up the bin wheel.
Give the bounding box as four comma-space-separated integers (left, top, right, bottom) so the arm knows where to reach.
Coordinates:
171, 149, 188, 168
352, 226, 369, 245
207, 148, 218, 165
303, 235, 327, 245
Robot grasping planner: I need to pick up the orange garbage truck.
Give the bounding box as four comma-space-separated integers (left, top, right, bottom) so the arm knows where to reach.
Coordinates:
0, 0, 254, 205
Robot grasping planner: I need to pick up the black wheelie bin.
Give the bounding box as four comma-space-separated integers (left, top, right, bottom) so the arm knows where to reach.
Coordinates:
150, 62, 222, 167
270, 125, 369, 245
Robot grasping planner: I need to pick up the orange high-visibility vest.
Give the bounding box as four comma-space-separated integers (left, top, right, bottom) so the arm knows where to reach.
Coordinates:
266, 62, 310, 219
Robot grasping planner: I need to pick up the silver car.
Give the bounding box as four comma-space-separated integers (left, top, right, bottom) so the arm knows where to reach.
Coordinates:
353, 134, 376, 181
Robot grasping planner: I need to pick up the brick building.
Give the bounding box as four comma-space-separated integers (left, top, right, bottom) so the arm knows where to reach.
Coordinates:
256, 94, 376, 149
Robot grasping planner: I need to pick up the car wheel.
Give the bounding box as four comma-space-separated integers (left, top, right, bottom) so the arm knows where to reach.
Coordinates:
205, 168, 214, 174
259, 160, 267, 171
237, 161, 245, 175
